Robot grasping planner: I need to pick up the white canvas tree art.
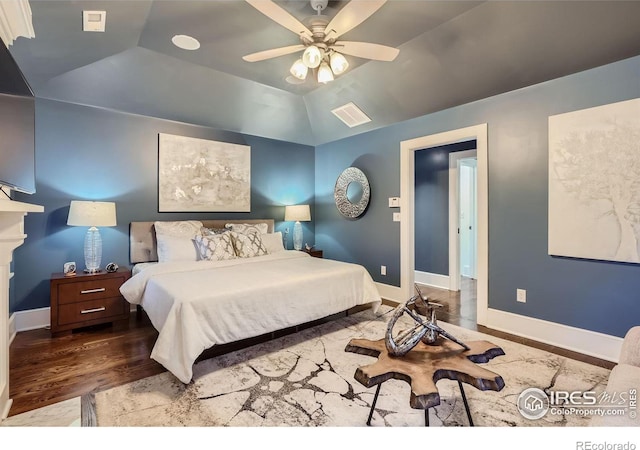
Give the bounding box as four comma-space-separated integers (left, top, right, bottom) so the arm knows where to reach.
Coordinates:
548, 98, 640, 263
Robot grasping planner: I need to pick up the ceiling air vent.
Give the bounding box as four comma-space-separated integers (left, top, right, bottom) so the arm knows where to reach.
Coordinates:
83, 10, 106, 32
331, 102, 371, 128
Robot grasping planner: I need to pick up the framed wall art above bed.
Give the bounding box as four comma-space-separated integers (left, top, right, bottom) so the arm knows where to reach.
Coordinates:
157, 133, 251, 212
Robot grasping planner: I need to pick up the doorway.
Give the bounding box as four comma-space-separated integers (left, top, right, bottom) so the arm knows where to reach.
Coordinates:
413, 144, 478, 327
400, 124, 488, 326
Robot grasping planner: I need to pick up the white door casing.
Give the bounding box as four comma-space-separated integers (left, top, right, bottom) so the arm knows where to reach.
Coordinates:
400, 124, 488, 325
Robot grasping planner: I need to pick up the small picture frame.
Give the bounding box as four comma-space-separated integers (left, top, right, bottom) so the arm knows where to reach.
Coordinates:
63, 261, 76, 277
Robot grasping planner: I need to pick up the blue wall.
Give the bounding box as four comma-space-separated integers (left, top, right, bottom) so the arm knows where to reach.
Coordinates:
9, 56, 640, 338
414, 140, 476, 275
315, 55, 640, 338
12, 99, 315, 313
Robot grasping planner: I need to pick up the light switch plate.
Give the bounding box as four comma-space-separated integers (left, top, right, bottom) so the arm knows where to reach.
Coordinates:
393, 212, 401, 222
388, 197, 400, 208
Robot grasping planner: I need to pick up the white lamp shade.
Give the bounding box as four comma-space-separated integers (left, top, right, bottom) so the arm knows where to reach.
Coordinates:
302, 45, 323, 69
317, 61, 334, 84
67, 201, 117, 227
329, 52, 349, 75
284, 204, 311, 222
290, 58, 308, 80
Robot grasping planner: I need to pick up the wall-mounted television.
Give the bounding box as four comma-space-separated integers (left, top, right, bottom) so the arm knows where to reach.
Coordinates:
0, 92, 35, 194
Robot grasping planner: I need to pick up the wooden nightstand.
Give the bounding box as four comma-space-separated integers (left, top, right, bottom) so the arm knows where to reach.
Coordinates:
50, 268, 131, 337
303, 248, 323, 258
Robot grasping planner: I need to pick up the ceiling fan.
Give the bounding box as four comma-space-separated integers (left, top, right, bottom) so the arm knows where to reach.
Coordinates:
243, 0, 399, 84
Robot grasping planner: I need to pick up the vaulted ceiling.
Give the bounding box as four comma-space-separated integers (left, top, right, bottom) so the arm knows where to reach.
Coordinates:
7, 0, 640, 146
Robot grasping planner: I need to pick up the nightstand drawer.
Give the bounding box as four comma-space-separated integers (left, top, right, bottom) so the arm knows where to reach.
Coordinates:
57, 277, 125, 304
57, 297, 128, 326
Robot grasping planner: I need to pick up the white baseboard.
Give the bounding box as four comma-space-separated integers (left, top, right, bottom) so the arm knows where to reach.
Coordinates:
1, 398, 12, 421
486, 308, 624, 363
11, 307, 50, 333
415, 271, 450, 290
375, 282, 403, 304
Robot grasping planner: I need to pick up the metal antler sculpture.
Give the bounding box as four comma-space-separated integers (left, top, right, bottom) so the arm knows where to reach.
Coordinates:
385, 284, 469, 356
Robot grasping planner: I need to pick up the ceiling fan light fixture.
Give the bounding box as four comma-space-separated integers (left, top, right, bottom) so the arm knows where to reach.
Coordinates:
317, 61, 334, 84
302, 45, 323, 69
290, 59, 308, 80
329, 52, 349, 75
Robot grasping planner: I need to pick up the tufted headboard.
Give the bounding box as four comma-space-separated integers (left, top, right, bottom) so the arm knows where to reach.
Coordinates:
129, 219, 275, 264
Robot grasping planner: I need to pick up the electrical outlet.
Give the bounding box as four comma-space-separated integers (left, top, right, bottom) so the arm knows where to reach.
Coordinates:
381, 265, 387, 276
517, 289, 526, 303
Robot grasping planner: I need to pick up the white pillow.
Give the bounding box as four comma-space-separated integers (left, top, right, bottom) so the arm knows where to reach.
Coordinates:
225, 222, 269, 235
154, 220, 203, 262
155, 220, 203, 238
156, 234, 199, 263
261, 231, 284, 254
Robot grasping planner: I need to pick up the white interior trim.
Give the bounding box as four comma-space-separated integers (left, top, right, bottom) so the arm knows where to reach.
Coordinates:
400, 124, 488, 325
486, 308, 624, 363
8, 314, 15, 345
448, 149, 478, 292
375, 282, 403, 304
0, 198, 43, 421
0, 0, 35, 47
11, 307, 50, 332
414, 271, 450, 290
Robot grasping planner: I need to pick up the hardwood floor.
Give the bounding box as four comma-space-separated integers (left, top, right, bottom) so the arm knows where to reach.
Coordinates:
8, 282, 614, 417
8, 313, 164, 417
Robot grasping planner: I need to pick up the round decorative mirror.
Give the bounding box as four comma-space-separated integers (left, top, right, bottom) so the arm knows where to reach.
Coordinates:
334, 167, 370, 219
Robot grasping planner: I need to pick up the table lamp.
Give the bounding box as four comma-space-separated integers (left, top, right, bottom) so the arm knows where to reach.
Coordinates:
67, 200, 117, 273
284, 204, 311, 251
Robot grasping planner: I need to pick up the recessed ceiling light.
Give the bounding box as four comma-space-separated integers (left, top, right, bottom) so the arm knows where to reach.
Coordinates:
172, 34, 200, 51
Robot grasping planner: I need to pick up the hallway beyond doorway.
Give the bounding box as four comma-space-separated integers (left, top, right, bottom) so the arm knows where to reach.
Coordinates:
416, 277, 477, 330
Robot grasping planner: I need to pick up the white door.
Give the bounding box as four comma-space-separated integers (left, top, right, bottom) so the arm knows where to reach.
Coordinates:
459, 158, 477, 279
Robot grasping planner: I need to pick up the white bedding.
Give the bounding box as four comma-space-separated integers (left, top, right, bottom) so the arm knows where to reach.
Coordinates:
120, 250, 381, 383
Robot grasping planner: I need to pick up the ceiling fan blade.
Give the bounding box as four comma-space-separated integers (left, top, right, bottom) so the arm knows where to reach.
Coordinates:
243, 44, 306, 62
323, 0, 387, 41
332, 41, 399, 61
246, 0, 312, 40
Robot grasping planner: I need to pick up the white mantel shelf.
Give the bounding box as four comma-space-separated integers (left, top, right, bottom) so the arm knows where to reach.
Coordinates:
0, 198, 43, 421
0, 199, 44, 214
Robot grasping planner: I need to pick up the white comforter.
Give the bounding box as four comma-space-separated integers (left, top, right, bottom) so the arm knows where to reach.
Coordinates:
120, 251, 381, 383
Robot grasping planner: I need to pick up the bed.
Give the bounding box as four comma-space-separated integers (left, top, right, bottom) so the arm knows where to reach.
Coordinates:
120, 219, 382, 383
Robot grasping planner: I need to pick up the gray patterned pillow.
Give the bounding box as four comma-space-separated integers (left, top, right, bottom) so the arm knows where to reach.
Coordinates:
194, 233, 236, 261
225, 222, 269, 235
200, 226, 228, 236
230, 231, 268, 258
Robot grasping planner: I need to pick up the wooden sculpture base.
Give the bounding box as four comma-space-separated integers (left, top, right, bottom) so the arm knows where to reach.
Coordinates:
345, 336, 505, 426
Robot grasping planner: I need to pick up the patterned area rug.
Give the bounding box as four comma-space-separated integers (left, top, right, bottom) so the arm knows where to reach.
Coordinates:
92, 306, 611, 427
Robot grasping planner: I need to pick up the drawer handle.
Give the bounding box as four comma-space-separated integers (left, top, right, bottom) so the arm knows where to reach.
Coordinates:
81, 307, 106, 314
80, 288, 106, 294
